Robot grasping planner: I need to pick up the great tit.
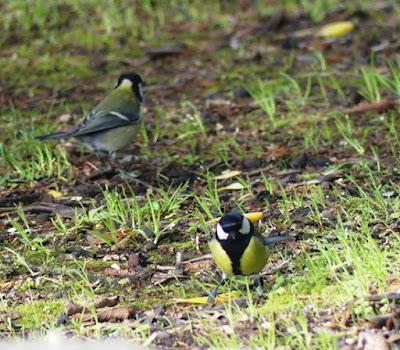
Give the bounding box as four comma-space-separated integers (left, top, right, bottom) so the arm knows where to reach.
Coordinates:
208, 211, 292, 301
36, 72, 143, 157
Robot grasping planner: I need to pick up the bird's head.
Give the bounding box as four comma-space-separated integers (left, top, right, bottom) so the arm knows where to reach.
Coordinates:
216, 211, 254, 241
116, 72, 144, 102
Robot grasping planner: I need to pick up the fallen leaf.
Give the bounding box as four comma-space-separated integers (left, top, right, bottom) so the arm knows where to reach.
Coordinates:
293, 172, 340, 187
343, 100, 396, 115
151, 269, 187, 285
266, 145, 292, 159
207, 212, 264, 224
47, 190, 63, 199
66, 300, 84, 316
128, 253, 140, 269
66, 296, 120, 316
93, 295, 120, 309
185, 259, 214, 273
366, 292, 400, 303
104, 268, 137, 277
0, 310, 20, 322
0, 191, 41, 206
213, 170, 242, 180
74, 306, 137, 323
172, 292, 241, 305
218, 182, 245, 192
387, 334, 400, 344
97, 306, 136, 322
356, 331, 389, 350
317, 21, 354, 38
23, 202, 75, 218
368, 310, 400, 330
244, 212, 264, 223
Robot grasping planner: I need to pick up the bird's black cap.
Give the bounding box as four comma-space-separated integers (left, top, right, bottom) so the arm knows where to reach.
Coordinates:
117, 72, 144, 102
219, 211, 245, 233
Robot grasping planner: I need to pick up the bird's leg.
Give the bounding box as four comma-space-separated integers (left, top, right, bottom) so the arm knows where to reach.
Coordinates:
253, 274, 265, 296
87, 151, 115, 179
111, 153, 160, 192
208, 272, 227, 303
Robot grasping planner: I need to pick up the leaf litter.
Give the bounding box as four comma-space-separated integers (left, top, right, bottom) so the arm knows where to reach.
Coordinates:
1, 1, 400, 348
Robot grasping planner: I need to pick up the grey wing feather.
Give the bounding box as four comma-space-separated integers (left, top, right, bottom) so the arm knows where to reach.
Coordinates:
261, 235, 294, 246
73, 111, 140, 136
73, 87, 141, 136
37, 86, 141, 139
35, 125, 80, 140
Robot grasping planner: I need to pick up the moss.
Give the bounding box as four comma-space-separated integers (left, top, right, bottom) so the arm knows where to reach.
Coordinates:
14, 300, 64, 330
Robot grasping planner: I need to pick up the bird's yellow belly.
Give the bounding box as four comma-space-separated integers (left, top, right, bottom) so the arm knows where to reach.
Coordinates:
209, 237, 269, 276
208, 239, 234, 275
239, 237, 268, 275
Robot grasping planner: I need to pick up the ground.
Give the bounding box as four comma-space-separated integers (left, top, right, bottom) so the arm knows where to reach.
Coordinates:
1, 1, 400, 349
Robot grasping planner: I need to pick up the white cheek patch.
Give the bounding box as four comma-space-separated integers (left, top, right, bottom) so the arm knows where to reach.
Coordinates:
239, 218, 251, 234
120, 78, 133, 88
216, 223, 229, 240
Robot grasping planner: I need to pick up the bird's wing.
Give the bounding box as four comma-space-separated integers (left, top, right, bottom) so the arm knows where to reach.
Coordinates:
73, 88, 141, 136
261, 235, 294, 246
73, 111, 139, 136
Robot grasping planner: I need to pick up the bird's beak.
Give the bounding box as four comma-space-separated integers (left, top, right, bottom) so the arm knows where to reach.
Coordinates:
244, 212, 263, 224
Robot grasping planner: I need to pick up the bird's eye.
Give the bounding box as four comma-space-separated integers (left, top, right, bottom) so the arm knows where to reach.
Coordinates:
239, 218, 250, 235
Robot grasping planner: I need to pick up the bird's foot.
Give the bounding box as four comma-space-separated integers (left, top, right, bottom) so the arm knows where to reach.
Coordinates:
207, 287, 219, 303
253, 274, 265, 297
116, 169, 160, 192
207, 273, 227, 303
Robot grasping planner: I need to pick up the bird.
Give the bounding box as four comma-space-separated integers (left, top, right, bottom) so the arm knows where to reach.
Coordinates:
36, 72, 144, 159
208, 211, 293, 301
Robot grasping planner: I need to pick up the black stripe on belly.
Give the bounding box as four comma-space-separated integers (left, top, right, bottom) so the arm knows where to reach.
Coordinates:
219, 235, 251, 275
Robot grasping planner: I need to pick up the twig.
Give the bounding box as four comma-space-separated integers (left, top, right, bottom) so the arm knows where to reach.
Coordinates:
182, 254, 213, 264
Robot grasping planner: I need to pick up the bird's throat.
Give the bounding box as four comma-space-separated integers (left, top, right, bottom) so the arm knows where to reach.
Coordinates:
218, 235, 252, 275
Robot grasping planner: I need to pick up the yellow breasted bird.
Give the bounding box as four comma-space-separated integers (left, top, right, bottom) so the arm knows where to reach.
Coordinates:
208, 211, 292, 301
36, 72, 143, 158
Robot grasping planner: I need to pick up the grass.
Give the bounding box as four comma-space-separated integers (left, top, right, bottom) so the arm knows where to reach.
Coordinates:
1, 0, 400, 348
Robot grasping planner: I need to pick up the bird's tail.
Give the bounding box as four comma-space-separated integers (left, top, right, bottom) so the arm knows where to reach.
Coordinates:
35, 131, 72, 141
262, 235, 294, 246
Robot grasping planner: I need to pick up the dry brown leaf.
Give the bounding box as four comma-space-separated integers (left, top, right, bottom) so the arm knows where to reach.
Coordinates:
185, 259, 214, 273
66, 296, 120, 316
96, 306, 137, 322
356, 331, 389, 350
74, 306, 137, 323
151, 269, 187, 285
104, 268, 137, 277
0, 310, 20, 322
266, 145, 292, 160
368, 311, 400, 330
24, 202, 75, 218
344, 100, 396, 115
66, 300, 84, 316
93, 295, 120, 309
